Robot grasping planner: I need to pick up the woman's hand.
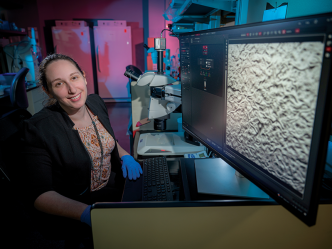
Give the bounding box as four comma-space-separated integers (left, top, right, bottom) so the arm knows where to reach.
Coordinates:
121, 155, 143, 180
34, 191, 89, 221
80, 205, 92, 227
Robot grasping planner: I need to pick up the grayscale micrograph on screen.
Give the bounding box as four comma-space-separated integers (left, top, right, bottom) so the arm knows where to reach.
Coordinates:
226, 41, 324, 194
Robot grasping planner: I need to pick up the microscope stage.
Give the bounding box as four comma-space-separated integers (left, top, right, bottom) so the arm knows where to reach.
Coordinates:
137, 132, 205, 156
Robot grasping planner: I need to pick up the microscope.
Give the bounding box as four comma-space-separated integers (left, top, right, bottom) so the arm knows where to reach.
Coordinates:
136, 37, 181, 130
127, 36, 204, 156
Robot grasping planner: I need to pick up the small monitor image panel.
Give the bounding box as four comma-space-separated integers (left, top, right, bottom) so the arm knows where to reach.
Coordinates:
180, 13, 332, 226
180, 33, 225, 152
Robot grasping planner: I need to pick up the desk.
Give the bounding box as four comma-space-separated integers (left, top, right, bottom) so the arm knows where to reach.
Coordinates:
122, 157, 276, 203
0, 81, 40, 99
91, 156, 332, 249
91, 128, 332, 248
26, 84, 47, 115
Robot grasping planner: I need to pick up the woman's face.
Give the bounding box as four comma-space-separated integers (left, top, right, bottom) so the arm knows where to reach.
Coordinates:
45, 59, 87, 114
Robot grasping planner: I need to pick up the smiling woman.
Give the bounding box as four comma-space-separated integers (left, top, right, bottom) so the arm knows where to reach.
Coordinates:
39, 54, 86, 108
20, 53, 143, 247
43, 60, 89, 123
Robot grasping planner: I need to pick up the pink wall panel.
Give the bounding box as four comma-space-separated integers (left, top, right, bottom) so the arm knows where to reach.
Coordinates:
165, 20, 180, 61
148, 0, 166, 38
129, 22, 145, 72
148, 0, 179, 68
35, 0, 177, 72
164, 1, 180, 65
36, 0, 143, 57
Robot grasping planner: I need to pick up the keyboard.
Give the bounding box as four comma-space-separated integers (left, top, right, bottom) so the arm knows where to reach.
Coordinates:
142, 157, 173, 201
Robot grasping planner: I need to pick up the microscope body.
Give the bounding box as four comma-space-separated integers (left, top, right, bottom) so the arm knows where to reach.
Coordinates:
136, 72, 181, 130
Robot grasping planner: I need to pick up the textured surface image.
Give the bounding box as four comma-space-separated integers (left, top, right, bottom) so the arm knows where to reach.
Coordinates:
226, 41, 324, 194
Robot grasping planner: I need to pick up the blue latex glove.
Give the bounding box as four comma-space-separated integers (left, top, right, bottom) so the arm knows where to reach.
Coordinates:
121, 155, 143, 180
80, 205, 92, 227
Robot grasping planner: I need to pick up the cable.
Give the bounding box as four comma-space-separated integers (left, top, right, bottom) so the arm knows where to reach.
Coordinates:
160, 28, 177, 38
160, 28, 170, 38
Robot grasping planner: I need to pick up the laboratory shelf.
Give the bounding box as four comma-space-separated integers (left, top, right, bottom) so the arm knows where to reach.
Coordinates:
172, 15, 210, 24
0, 29, 27, 37
178, 2, 216, 16
164, 0, 237, 32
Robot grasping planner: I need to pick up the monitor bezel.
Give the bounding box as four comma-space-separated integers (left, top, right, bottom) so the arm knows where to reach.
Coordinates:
179, 12, 332, 226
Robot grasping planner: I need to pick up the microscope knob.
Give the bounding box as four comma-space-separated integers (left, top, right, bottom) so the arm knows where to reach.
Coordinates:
166, 102, 176, 113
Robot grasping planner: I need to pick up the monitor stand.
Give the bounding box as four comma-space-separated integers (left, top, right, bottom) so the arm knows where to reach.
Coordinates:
195, 158, 270, 199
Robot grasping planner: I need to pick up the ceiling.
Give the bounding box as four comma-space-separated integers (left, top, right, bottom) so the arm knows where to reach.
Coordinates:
0, 0, 37, 10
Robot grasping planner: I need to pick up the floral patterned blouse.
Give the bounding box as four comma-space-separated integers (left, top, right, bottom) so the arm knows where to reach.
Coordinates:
74, 110, 115, 192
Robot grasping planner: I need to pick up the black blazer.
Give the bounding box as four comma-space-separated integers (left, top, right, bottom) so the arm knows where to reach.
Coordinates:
21, 94, 123, 206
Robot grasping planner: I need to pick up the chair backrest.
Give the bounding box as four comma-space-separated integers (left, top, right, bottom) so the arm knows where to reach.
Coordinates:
0, 109, 31, 186
10, 67, 29, 109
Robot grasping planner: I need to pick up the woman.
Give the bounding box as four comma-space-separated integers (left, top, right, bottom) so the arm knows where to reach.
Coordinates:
21, 53, 142, 244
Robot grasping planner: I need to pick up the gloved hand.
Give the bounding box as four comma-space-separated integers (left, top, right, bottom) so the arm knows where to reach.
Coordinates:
121, 155, 143, 180
80, 205, 92, 227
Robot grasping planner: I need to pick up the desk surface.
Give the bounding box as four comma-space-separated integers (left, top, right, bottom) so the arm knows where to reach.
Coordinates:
122, 157, 278, 206
91, 201, 332, 249
0, 82, 40, 99
128, 131, 332, 206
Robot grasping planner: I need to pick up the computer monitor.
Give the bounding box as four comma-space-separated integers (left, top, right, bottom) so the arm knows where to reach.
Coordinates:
180, 12, 332, 226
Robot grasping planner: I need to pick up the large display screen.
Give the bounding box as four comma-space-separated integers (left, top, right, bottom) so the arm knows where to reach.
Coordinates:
226, 38, 324, 196
180, 13, 332, 226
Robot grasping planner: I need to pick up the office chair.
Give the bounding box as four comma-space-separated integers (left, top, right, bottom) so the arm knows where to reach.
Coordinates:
0, 110, 90, 249
10, 67, 29, 109
0, 108, 32, 246
0, 109, 31, 183
0, 68, 35, 247
0, 67, 29, 117
0, 67, 31, 183
0, 67, 30, 183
